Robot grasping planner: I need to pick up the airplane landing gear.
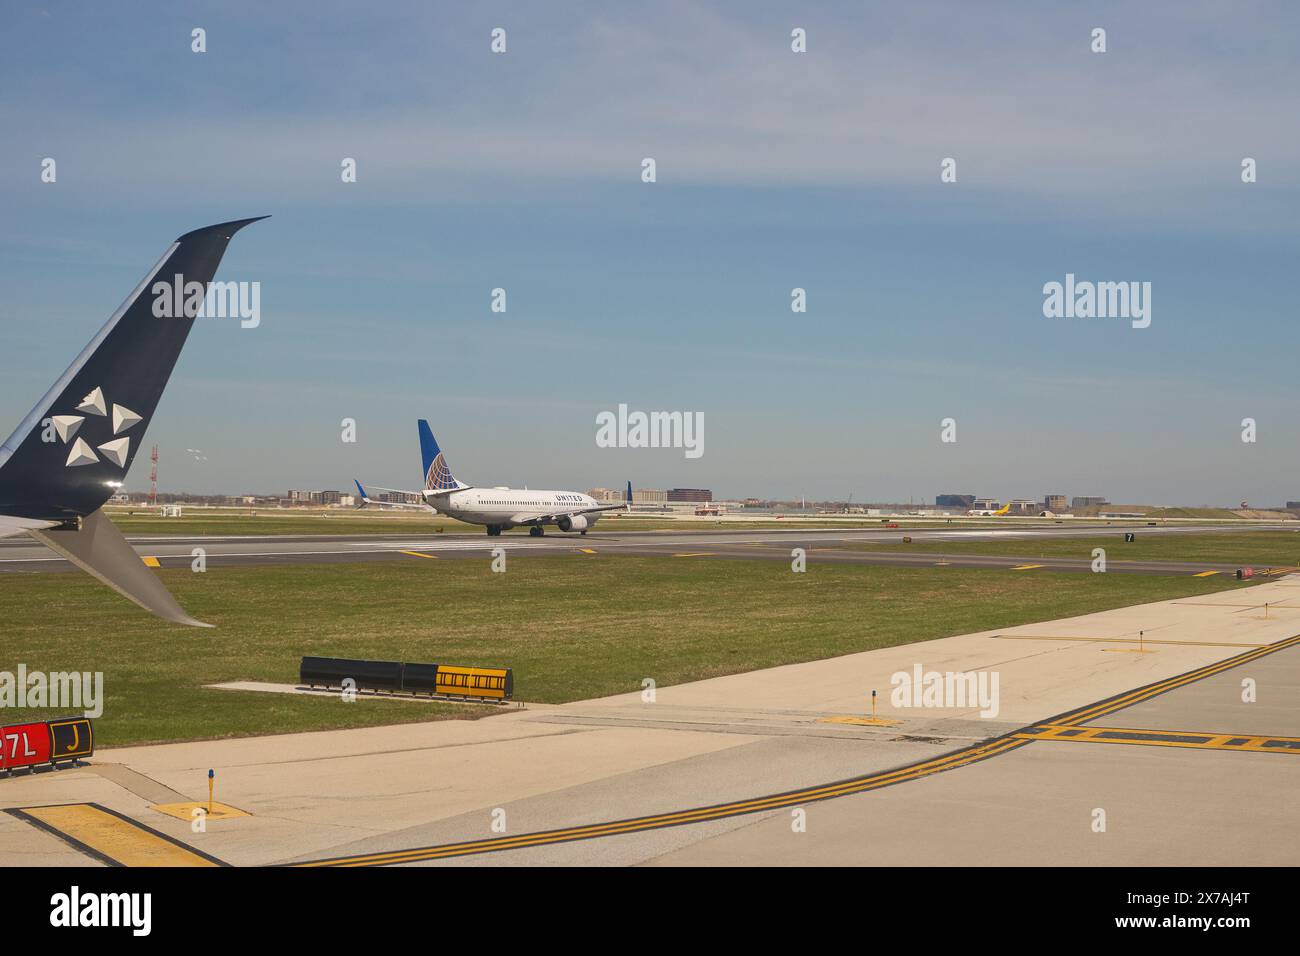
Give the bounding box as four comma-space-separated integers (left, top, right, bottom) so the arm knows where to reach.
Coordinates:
486, 525, 502, 536
529, 526, 544, 537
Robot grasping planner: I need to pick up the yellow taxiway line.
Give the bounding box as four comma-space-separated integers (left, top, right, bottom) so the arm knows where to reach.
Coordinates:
296, 736, 1028, 867
298, 631, 1300, 867
1014, 724, 1300, 755
399, 550, 439, 559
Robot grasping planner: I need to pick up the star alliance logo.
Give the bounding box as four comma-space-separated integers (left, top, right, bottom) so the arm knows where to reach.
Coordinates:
46, 386, 143, 469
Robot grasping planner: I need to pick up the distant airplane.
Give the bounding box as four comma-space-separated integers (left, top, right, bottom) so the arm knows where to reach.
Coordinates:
0, 217, 267, 626
355, 421, 631, 536
967, 503, 1012, 516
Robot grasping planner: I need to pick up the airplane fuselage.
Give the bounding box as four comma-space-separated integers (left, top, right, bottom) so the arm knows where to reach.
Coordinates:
430, 487, 602, 532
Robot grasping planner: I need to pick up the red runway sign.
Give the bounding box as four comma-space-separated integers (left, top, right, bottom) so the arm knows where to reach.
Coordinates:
0, 717, 93, 772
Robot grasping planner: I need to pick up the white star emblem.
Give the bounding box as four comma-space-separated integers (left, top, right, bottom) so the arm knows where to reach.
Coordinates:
55, 387, 142, 469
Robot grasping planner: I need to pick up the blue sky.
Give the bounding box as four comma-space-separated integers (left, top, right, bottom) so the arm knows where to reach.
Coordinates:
1, 1, 1298, 504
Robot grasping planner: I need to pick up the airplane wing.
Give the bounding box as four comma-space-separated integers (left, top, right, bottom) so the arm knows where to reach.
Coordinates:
514, 482, 633, 526
0, 217, 267, 627
511, 501, 631, 526
0, 516, 58, 539
353, 480, 431, 511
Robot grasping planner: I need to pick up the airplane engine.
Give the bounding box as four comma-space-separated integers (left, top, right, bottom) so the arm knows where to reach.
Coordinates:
557, 514, 589, 532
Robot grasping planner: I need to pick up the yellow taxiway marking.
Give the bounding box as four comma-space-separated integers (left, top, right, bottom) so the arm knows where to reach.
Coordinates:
993, 634, 1267, 649
298, 736, 1028, 867
1014, 724, 1300, 755
1009, 564, 1044, 571
297, 634, 1300, 868
8, 803, 223, 867
150, 801, 250, 822
1056, 634, 1300, 726
818, 715, 902, 727
577, 548, 597, 554
141, 556, 161, 568
399, 550, 438, 559
672, 552, 715, 558
1192, 570, 1220, 577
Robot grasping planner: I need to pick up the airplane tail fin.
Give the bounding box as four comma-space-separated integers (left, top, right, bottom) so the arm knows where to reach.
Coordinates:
0, 217, 267, 521
626, 480, 633, 510
0, 217, 266, 627
28, 509, 212, 627
418, 420, 467, 492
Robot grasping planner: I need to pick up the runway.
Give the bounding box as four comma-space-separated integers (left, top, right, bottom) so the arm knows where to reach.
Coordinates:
0, 522, 1288, 576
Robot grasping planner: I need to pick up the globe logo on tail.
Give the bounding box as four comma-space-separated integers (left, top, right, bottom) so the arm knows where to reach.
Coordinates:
426, 452, 457, 491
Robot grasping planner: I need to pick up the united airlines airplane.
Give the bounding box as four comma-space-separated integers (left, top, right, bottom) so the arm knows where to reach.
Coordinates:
0, 217, 266, 626
355, 421, 631, 536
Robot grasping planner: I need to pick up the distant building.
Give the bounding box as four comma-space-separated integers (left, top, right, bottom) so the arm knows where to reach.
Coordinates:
1008, 499, 1039, 515
667, 488, 712, 503
1287, 501, 1300, 510
318, 490, 342, 505
591, 487, 667, 504
936, 494, 975, 508
972, 498, 1001, 510
1072, 496, 1109, 508
1044, 494, 1067, 511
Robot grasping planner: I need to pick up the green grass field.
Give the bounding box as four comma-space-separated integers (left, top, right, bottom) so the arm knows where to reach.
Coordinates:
0, 556, 1251, 746
840, 531, 1300, 566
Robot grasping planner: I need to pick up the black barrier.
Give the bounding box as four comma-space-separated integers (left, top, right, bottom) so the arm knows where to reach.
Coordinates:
300, 656, 403, 692
401, 663, 439, 693
299, 657, 513, 701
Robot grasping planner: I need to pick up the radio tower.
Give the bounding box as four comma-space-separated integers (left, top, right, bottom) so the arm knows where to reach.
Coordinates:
148, 445, 159, 506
